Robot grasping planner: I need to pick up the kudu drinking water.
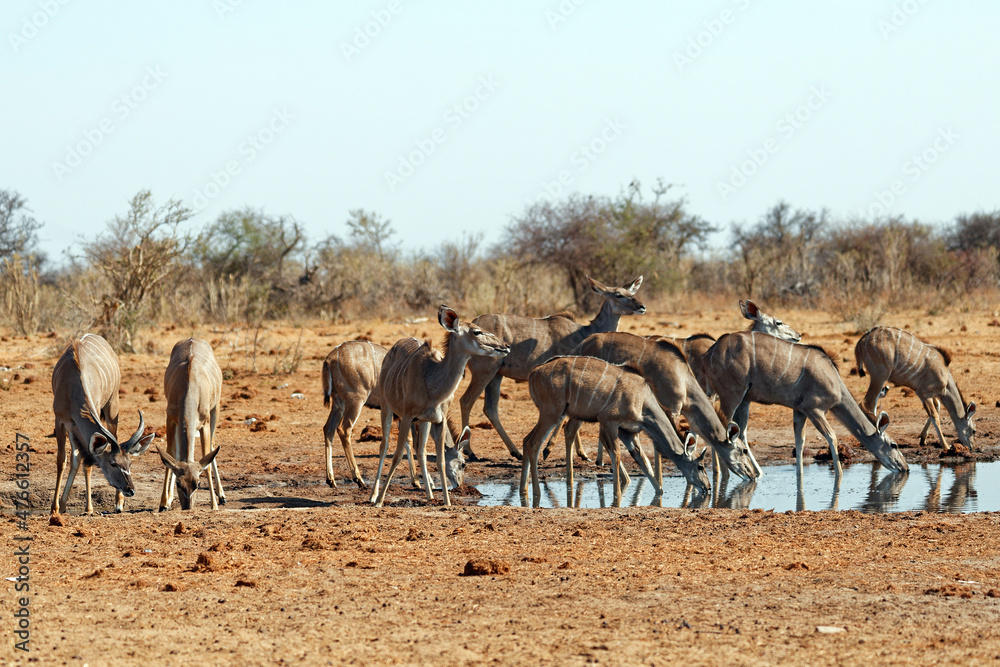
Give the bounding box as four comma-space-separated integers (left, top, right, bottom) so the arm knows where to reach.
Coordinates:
522, 355, 710, 508
561, 332, 758, 482
369, 305, 510, 507
855, 326, 976, 450
50, 333, 155, 514
703, 331, 909, 474
158, 338, 225, 511
458, 275, 645, 461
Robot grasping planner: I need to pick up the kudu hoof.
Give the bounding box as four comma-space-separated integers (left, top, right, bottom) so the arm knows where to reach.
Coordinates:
218, 497, 227, 505
541, 447, 550, 461
326, 479, 335, 488
354, 478, 369, 490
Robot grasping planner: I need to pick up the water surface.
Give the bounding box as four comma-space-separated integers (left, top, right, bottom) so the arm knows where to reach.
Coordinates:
477, 460, 993, 513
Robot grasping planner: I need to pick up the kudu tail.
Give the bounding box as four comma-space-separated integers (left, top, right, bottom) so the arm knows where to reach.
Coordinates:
853, 338, 867, 378
321, 359, 333, 408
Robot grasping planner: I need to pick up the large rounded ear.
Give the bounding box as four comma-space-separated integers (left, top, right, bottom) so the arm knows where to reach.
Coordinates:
438, 305, 460, 332
157, 446, 183, 473
696, 448, 708, 462
198, 446, 221, 469
456, 426, 472, 448
88, 433, 111, 456
741, 300, 759, 320
587, 275, 613, 295
966, 401, 976, 418
876, 411, 890, 435
624, 275, 643, 295
727, 422, 741, 443
130, 432, 156, 456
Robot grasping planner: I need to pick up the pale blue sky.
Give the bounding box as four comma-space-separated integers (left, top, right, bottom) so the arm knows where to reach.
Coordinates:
3, 1, 998, 262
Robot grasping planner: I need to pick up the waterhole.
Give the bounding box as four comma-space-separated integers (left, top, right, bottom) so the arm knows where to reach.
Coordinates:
477, 460, 995, 513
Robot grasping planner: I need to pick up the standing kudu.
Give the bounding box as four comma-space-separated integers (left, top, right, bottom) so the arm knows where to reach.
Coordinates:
704, 331, 909, 474
51, 334, 155, 514
566, 332, 758, 481
458, 275, 645, 460
855, 326, 976, 450
370, 305, 510, 507
522, 356, 710, 508
158, 338, 225, 511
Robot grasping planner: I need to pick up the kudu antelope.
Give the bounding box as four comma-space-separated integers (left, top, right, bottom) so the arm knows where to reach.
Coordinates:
458, 275, 645, 461
704, 331, 909, 474
522, 356, 710, 507
158, 338, 225, 511
369, 305, 510, 507
562, 332, 758, 482
50, 334, 155, 514
855, 326, 976, 450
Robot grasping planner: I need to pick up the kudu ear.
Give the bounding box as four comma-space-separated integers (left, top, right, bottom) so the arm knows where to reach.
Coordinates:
727, 422, 741, 443
198, 446, 221, 469
623, 275, 643, 295
89, 433, 111, 456
876, 411, 890, 435
130, 432, 156, 456
683, 432, 697, 456
740, 300, 759, 320
438, 305, 460, 332
966, 401, 976, 418
587, 275, 613, 295
456, 426, 472, 449
157, 446, 183, 473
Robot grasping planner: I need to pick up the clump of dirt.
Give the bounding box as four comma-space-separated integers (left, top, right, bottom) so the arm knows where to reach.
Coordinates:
359, 425, 382, 442
462, 559, 510, 576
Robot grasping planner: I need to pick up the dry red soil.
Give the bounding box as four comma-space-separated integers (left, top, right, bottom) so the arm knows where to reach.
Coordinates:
2, 305, 999, 665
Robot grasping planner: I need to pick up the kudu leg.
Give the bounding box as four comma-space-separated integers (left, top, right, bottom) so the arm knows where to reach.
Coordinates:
60, 446, 83, 514
520, 415, 561, 507
618, 430, 660, 494
483, 374, 523, 460
599, 426, 623, 508
374, 416, 416, 507
51, 425, 67, 514
564, 418, 583, 489
368, 408, 395, 504
429, 421, 452, 506
322, 398, 345, 488
415, 422, 435, 502
201, 425, 219, 510
920, 397, 947, 449
160, 415, 177, 511
338, 399, 367, 488
807, 410, 843, 476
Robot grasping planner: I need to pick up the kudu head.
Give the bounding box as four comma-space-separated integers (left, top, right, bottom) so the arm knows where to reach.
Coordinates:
86, 409, 156, 499
588, 275, 646, 316
158, 446, 221, 510
867, 411, 909, 473
955, 401, 976, 450
443, 427, 472, 490
717, 422, 760, 481
675, 432, 711, 495
740, 300, 800, 343
439, 305, 510, 360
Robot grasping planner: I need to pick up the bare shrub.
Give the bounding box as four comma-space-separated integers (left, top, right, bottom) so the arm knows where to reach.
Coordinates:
0, 254, 40, 334
82, 190, 193, 351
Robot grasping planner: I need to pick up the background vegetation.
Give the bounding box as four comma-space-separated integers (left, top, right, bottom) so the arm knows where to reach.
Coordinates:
2, 182, 999, 354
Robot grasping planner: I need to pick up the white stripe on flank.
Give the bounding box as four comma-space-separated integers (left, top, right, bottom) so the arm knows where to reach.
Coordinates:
597, 371, 619, 414
586, 362, 608, 409
794, 348, 810, 386
781, 342, 794, 380
574, 357, 590, 407
750, 332, 757, 370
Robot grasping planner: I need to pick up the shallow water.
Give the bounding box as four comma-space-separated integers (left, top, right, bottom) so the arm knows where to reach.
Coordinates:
476, 460, 996, 513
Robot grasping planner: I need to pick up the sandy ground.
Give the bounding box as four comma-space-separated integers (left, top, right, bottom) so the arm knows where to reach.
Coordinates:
2, 304, 999, 665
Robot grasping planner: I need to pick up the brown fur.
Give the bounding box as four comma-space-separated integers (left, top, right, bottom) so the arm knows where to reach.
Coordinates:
934, 346, 952, 366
